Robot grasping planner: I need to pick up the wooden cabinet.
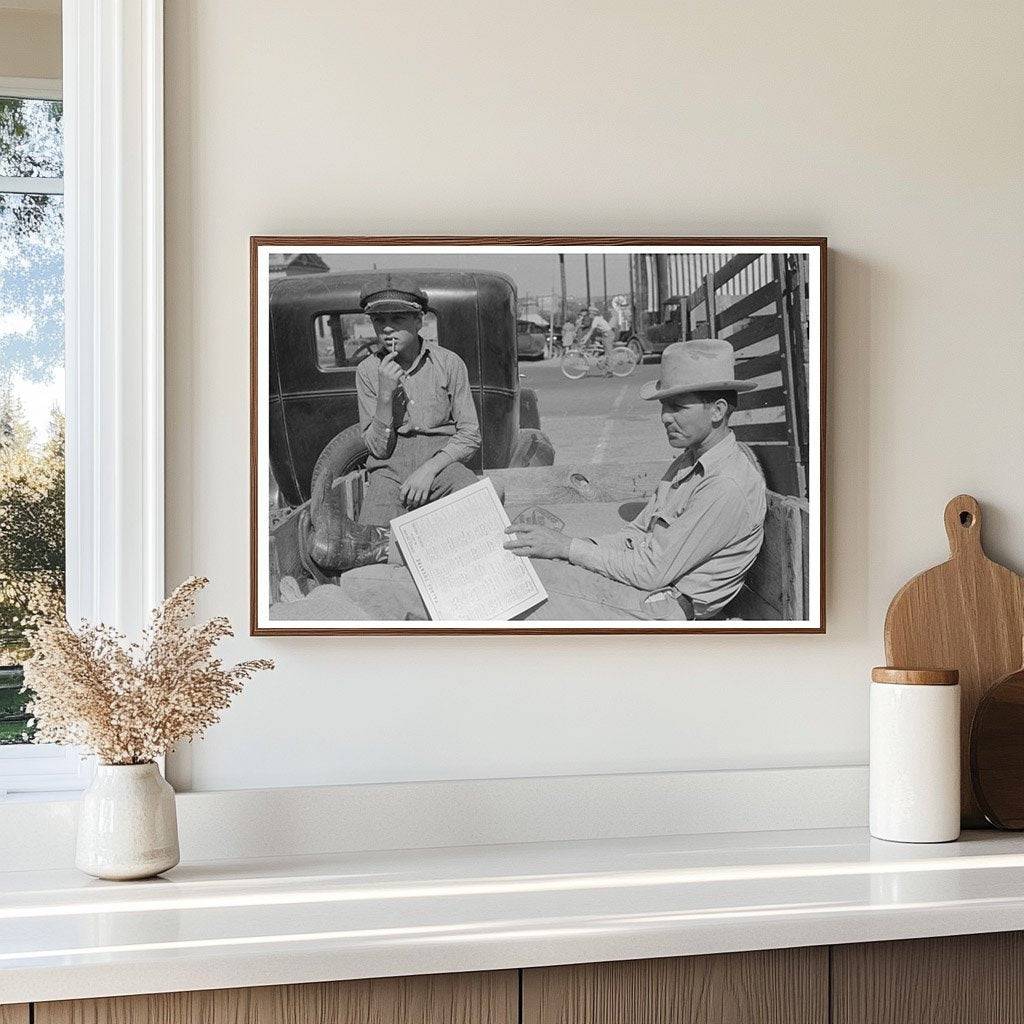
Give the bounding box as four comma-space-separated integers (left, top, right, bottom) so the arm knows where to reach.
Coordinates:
34, 971, 517, 1024
522, 948, 828, 1024
832, 932, 1024, 1024
22, 932, 1024, 1024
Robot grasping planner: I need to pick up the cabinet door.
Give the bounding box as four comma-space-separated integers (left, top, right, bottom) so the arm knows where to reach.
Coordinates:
35, 970, 517, 1024
523, 948, 828, 1024
832, 932, 1024, 1024
0, 1006, 29, 1024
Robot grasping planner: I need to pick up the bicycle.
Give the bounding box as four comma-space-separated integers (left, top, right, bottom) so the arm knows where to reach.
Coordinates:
560, 337, 639, 380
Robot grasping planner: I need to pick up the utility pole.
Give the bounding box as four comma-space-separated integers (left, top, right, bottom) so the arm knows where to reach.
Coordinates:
584, 254, 591, 306
602, 254, 608, 309
628, 254, 636, 327
559, 254, 567, 325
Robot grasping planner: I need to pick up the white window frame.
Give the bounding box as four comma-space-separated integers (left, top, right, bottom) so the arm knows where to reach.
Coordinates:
0, 78, 64, 193
0, 77, 61, 101
0, 0, 164, 799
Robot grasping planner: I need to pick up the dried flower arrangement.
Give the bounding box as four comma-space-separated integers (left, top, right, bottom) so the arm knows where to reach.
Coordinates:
22, 576, 273, 765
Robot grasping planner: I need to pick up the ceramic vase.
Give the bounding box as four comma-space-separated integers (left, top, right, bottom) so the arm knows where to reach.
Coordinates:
76, 762, 180, 880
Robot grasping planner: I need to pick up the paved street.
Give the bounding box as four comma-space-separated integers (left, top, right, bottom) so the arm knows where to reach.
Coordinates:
517, 356, 672, 466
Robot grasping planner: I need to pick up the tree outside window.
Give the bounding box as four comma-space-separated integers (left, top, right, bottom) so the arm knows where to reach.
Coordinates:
0, 95, 65, 744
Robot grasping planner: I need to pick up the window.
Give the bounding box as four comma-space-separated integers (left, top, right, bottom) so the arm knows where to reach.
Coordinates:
314, 312, 378, 369
0, 89, 65, 758
0, 8, 167, 797
0, 81, 87, 799
313, 311, 439, 371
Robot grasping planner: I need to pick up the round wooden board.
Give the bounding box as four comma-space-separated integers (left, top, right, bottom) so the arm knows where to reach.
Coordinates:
970, 664, 1024, 829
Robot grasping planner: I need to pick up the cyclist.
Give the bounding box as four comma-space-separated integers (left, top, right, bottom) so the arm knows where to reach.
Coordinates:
559, 315, 578, 356
610, 294, 632, 348
578, 304, 617, 375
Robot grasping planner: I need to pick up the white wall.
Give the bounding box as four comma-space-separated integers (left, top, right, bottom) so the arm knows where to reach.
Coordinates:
164, 0, 1024, 792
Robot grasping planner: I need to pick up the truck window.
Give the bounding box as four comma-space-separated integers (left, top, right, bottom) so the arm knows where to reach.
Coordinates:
313, 311, 438, 371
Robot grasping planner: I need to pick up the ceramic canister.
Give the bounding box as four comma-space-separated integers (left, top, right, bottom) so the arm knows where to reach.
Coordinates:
869, 667, 961, 843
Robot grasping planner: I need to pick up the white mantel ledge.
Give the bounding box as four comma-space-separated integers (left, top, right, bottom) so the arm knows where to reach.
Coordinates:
4, 827, 1024, 1004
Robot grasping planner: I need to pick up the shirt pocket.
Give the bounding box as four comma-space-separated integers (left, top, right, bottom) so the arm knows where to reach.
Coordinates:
427, 379, 452, 425
650, 481, 692, 528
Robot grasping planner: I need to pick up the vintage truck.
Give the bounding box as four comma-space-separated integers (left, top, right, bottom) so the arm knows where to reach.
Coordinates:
622, 294, 691, 362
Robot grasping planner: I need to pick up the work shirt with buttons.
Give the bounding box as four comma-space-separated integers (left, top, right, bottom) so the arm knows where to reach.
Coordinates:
567, 430, 767, 618
356, 341, 481, 468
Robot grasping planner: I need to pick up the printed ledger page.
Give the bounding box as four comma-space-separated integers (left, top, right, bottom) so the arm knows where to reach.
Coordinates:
391, 479, 547, 620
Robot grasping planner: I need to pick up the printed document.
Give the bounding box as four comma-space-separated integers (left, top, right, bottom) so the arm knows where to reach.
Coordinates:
390, 478, 547, 621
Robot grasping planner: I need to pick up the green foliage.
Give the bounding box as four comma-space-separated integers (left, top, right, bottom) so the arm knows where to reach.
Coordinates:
0, 395, 65, 742
0, 97, 63, 179
0, 668, 30, 744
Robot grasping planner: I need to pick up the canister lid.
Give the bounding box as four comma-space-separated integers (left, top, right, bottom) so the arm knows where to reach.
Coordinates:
871, 667, 959, 686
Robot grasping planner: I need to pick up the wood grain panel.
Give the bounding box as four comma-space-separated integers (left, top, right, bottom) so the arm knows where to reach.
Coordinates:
36, 971, 517, 1024
523, 948, 827, 1024
0, 1006, 29, 1024
832, 933, 1024, 1024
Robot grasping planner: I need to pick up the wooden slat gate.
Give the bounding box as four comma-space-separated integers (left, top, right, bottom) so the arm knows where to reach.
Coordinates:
682, 253, 810, 499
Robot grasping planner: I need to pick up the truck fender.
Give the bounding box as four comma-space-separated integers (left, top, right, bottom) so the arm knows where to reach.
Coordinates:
509, 428, 555, 468
519, 388, 541, 431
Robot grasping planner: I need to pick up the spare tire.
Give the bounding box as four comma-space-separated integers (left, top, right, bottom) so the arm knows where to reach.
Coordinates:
309, 424, 370, 520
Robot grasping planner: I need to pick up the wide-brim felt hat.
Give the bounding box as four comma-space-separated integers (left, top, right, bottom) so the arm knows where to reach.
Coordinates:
359, 274, 429, 314
639, 339, 757, 400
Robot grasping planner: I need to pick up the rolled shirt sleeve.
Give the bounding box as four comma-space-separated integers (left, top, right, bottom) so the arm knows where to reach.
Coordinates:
355, 358, 395, 459
568, 476, 751, 592
436, 354, 481, 466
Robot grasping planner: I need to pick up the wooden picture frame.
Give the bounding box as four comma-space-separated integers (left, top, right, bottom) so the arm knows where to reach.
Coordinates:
250, 237, 826, 635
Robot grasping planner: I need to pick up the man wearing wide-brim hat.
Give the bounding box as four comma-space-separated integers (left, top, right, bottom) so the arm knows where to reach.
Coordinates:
308, 274, 481, 573
505, 339, 767, 620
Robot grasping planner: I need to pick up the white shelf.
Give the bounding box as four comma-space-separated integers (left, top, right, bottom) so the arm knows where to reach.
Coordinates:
4, 827, 1024, 1004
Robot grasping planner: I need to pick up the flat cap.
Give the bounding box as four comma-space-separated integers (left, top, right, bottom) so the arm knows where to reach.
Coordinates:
358, 274, 429, 314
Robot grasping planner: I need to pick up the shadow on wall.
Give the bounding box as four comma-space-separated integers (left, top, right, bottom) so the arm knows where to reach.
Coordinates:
826, 250, 872, 634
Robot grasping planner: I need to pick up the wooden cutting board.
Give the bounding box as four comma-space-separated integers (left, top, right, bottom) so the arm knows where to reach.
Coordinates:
884, 494, 1024, 826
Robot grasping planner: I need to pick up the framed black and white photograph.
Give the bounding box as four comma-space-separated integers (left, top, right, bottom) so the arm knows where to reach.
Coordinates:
250, 237, 826, 634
